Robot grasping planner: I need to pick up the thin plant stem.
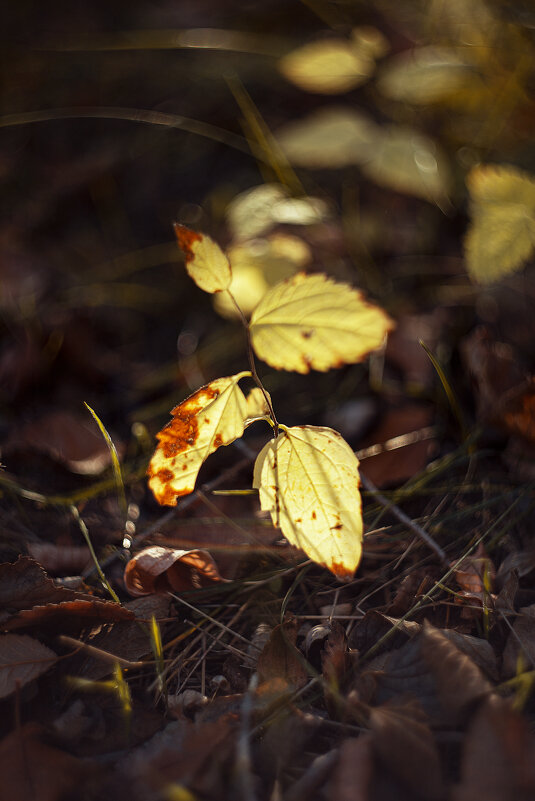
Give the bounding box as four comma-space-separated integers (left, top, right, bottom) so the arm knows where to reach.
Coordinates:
227, 289, 279, 436
71, 505, 120, 603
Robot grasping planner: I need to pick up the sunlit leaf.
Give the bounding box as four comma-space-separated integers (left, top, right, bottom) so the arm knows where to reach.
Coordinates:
378, 46, 483, 105
249, 273, 394, 373
214, 234, 310, 319
147, 372, 251, 505
362, 125, 451, 202
253, 425, 363, 580
279, 38, 376, 94
465, 164, 535, 283
277, 107, 378, 169
173, 223, 231, 293
245, 387, 271, 422
226, 183, 328, 241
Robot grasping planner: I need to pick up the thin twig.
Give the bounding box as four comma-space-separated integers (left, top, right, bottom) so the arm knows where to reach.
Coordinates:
360, 472, 448, 565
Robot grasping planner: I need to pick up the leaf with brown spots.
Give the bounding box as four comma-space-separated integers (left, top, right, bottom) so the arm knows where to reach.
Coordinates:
147, 372, 251, 506
174, 223, 232, 294
253, 425, 363, 580
249, 273, 394, 373
124, 545, 226, 596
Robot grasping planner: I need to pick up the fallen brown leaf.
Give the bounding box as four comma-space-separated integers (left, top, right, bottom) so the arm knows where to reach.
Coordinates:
6, 410, 122, 475
3, 599, 134, 633
372, 621, 492, 727
0, 722, 90, 801
0, 634, 57, 699
123, 545, 226, 596
370, 700, 443, 800
454, 696, 535, 801
327, 736, 373, 801
257, 618, 308, 690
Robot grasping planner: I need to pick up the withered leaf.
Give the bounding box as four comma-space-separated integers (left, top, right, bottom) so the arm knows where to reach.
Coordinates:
0, 557, 86, 613
455, 696, 535, 801
327, 736, 373, 801
452, 542, 496, 598
0, 722, 89, 801
373, 621, 491, 727
370, 700, 442, 800
6, 410, 120, 475
0, 634, 57, 699
72, 595, 171, 680
26, 543, 92, 575
3, 599, 134, 633
257, 618, 308, 690
124, 545, 226, 597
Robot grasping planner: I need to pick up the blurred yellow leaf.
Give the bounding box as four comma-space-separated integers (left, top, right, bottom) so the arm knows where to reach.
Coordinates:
465, 164, 535, 284
174, 223, 231, 294
226, 183, 328, 241
277, 111, 450, 203
277, 107, 378, 169
362, 125, 451, 203
351, 26, 389, 60
279, 38, 375, 94
378, 46, 484, 106
147, 372, 251, 505
253, 425, 363, 580
214, 234, 311, 319
249, 272, 394, 373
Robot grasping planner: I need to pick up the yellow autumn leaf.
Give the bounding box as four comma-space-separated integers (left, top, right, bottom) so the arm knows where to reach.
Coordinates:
147, 372, 250, 505
279, 38, 375, 94
378, 46, 486, 106
226, 183, 328, 242
361, 125, 451, 203
249, 273, 394, 373
465, 164, 535, 284
277, 107, 378, 169
253, 425, 363, 580
245, 386, 271, 423
173, 223, 232, 294
213, 234, 311, 319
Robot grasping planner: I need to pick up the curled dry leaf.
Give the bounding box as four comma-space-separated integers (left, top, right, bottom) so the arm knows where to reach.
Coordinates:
250, 273, 394, 374
147, 372, 251, 506
174, 223, 232, 293
0, 634, 57, 699
124, 545, 226, 597
254, 425, 363, 580
452, 542, 496, 609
